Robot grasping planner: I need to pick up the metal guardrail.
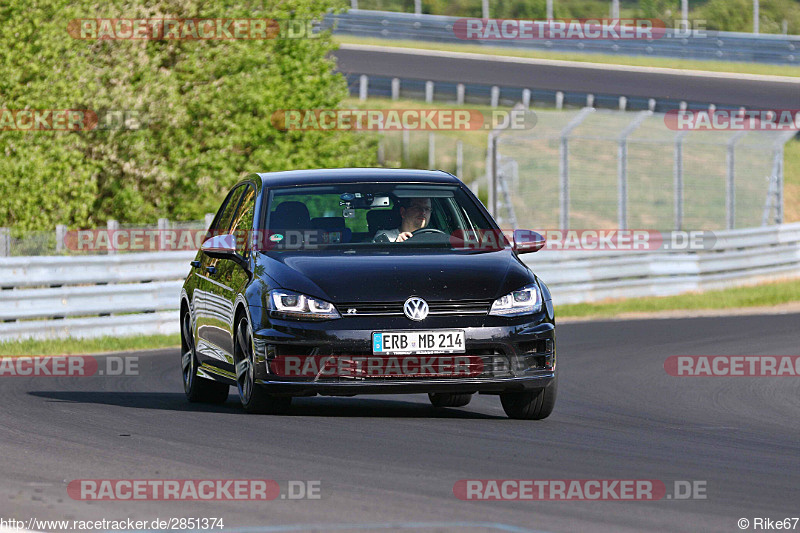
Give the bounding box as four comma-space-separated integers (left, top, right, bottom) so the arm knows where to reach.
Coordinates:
525, 223, 800, 304
326, 10, 800, 65
0, 252, 194, 341
344, 72, 742, 116
1, 224, 799, 341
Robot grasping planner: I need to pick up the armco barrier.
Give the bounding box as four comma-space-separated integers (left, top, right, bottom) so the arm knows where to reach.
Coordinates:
0, 252, 194, 342
1, 225, 799, 341
326, 10, 800, 65
526, 223, 800, 303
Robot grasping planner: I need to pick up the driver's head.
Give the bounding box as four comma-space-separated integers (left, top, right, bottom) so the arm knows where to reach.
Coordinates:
399, 197, 432, 233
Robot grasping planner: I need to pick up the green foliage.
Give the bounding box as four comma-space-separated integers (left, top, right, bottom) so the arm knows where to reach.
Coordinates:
0, 0, 377, 231
695, 0, 753, 32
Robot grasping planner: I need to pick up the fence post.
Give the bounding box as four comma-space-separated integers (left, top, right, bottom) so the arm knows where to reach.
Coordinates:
617, 111, 651, 230
777, 145, 785, 224
377, 138, 385, 165
522, 89, 531, 109
489, 133, 498, 217
586, 94, 594, 108
726, 131, 747, 230
428, 133, 435, 169
350, 0, 358, 8
391, 78, 400, 100
558, 108, 594, 229
555, 91, 564, 110
158, 218, 170, 251
674, 131, 688, 230
107, 219, 119, 255
456, 83, 465, 105
425, 81, 434, 103
619, 96, 627, 111
359, 75, 368, 101
402, 130, 410, 163
205, 213, 215, 229
490, 86, 499, 108
456, 140, 463, 177
0, 228, 9, 257
55, 224, 67, 253
648, 98, 656, 111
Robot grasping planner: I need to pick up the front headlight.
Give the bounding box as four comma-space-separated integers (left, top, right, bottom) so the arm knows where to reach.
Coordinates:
268, 289, 341, 321
489, 283, 542, 316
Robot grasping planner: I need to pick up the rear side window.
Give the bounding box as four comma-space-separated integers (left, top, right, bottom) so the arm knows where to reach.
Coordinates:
210, 185, 246, 234
231, 185, 257, 255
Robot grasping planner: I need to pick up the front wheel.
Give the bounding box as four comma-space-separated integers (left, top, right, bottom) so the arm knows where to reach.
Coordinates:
235, 316, 292, 414
500, 376, 557, 420
181, 310, 229, 404
428, 392, 473, 408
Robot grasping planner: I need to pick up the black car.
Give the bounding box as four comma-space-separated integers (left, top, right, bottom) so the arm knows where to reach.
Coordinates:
180, 168, 557, 419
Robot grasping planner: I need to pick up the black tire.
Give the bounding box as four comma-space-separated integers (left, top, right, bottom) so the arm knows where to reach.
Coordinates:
235, 316, 292, 414
428, 392, 473, 408
181, 310, 229, 404
500, 376, 557, 420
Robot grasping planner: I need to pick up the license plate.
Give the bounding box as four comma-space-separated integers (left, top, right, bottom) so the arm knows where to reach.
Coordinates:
372, 330, 466, 355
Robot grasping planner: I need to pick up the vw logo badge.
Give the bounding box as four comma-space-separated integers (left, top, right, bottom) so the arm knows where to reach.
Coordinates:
404, 297, 429, 321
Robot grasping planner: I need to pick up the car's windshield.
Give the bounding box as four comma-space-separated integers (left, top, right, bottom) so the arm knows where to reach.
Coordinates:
260, 182, 504, 252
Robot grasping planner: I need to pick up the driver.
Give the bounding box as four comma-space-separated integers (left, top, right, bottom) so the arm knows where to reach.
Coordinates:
373, 197, 432, 242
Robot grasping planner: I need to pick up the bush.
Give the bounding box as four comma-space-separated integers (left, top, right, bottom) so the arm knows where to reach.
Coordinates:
0, 0, 377, 231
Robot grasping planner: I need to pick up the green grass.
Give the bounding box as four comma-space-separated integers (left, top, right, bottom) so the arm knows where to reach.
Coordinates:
558, 277, 800, 319
335, 35, 800, 78
0, 334, 180, 356
785, 139, 800, 223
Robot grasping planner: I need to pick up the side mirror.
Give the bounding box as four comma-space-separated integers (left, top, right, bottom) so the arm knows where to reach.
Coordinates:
512, 230, 545, 254
201, 234, 237, 259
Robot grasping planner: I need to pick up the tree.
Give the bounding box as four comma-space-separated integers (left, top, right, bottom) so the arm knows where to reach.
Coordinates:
0, 0, 376, 230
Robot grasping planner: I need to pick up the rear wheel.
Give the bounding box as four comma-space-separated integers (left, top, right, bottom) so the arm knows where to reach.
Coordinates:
235, 316, 292, 414
181, 310, 229, 404
500, 376, 557, 420
428, 392, 473, 408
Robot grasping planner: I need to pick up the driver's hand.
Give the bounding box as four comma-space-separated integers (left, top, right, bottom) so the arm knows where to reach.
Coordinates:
396, 232, 413, 242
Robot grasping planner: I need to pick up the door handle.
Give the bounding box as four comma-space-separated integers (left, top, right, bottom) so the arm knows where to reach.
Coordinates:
190, 261, 201, 268
206, 266, 217, 275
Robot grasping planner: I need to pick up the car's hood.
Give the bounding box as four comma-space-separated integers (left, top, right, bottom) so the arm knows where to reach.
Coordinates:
256, 250, 534, 303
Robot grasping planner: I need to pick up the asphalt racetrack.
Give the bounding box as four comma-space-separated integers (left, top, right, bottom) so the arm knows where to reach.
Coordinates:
1, 314, 798, 533
334, 45, 800, 109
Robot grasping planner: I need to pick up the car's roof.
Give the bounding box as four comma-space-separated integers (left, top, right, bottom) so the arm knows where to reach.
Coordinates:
255, 168, 460, 187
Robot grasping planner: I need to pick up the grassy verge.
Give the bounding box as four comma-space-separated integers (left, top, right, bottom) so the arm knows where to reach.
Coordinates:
784, 139, 800, 223
0, 334, 180, 356
335, 35, 800, 78
558, 278, 800, 319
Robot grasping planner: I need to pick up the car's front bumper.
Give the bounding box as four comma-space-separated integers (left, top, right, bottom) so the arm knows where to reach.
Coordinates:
253, 373, 555, 396
250, 307, 556, 396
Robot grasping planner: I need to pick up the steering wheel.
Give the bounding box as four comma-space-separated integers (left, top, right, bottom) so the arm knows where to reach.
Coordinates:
411, 228, 446, 236
401, 227, 447, 243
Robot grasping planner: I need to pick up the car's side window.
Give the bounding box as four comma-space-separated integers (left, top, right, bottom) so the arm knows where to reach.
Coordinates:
231, 185, 256, 256
210, 185, 246, 235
